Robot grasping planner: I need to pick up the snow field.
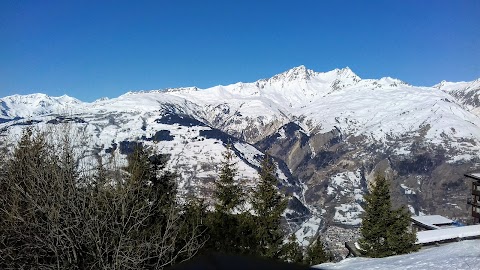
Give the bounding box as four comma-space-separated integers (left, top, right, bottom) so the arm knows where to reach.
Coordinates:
315, 239, 480, 270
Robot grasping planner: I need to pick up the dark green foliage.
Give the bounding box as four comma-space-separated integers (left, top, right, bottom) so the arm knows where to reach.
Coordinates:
235, 212, 258, 254
251, 155, 288, 259
280, 234, 303, 264
183, 196, 208, 227
207, 145, 256, 255
178, 196, 209, 261
358, 174, 418, 258
125, 147, 177, 225
213, 145, 244, 213
386, 206, 419, 255
205, 210, 258, 256
206, 211, 240, 253
304, 237, 330, 265
207, 148, 296, 260
358, 174, 392, 257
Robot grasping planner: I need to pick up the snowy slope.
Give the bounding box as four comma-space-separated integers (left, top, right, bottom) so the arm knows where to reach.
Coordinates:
0, 89, 309, 226
3, 67, 480, 155
164, 66, 480, 163
435, 78, 480, 116
314, 240, 480, 270
0, 93, 83, 120
0, 94, 261, 192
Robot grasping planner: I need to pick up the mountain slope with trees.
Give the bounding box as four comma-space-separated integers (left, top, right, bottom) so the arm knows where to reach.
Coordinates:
1, 66, 479, 258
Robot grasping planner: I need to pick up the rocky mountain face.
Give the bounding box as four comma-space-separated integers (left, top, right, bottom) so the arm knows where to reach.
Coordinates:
2, 66, 480, 257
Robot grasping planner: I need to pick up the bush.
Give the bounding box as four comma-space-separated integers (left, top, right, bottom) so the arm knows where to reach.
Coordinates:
0, 128, 205, 269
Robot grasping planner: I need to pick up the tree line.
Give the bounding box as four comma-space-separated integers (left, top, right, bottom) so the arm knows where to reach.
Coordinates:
0, 128, 329, 269
200, 146, 330, 265
0, 128, 417, 269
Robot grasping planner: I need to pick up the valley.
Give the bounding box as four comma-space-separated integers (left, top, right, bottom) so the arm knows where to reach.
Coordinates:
2, 66, 479, 257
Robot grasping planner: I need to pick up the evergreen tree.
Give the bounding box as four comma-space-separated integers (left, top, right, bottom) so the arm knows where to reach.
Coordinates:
304, 236, 330, 265
358, 173, 417, 257
148, 153, 178, 219
207, 145, 248, 254
358, 173, 392, 257
251, 155, 288, 259
93, 156, 107, 188
386, 206, 418, 255
235, 211, 258, 255
178, 196, 209, 260
280, 233, 303, 264
124, 146, 177, 215
213, 145, 244, 213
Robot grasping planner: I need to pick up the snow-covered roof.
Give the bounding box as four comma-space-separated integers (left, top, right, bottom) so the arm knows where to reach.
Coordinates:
411, 215, 454, 230
465, 172, 480, 180
416, 225, 480, 244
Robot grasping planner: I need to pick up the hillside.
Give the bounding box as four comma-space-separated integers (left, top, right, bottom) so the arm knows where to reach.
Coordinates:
1, 66, 479, 256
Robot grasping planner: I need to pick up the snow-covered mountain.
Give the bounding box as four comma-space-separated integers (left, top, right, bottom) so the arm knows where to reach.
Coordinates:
435, 78, 480, 115
1, 66, 480, 257
0, 93, 83, 121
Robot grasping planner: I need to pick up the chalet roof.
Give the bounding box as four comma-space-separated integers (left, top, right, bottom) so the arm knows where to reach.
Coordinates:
465, 172, 480, 181
411, 215, 454, 230
416, 225, 480, 244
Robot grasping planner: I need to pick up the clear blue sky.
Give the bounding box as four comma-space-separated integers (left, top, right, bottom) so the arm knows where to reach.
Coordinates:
1, 0, 479, 101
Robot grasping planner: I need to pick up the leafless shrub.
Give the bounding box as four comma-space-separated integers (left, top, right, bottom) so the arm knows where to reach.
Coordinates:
0, 127, 205, 269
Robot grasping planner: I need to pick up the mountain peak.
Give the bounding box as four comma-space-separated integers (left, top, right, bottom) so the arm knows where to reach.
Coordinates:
291, 64, 308, 72
339, 66, 352, 72
269, 65, 315, 82
335, 66, 358, 78
433, 80, 449, 89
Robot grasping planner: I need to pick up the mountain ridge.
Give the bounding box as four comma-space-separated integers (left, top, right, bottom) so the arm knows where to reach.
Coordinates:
6, 65, 478, 106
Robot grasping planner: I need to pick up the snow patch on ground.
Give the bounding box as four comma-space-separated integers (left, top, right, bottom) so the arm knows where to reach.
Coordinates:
400, 184, 416, 195
328, 170, 362, 196
394, 147, 410, 155
333, 203, 364, 226
294, 215, 323, 246
447, 153, 475, 163
309, 141, 316, 158
277, 126, 287, 139
233, 142, 262, 167
328, 170, 365, 225
315, 240, 480, 270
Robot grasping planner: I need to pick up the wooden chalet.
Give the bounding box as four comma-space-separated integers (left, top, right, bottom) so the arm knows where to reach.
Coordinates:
465, 172, 480, 223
